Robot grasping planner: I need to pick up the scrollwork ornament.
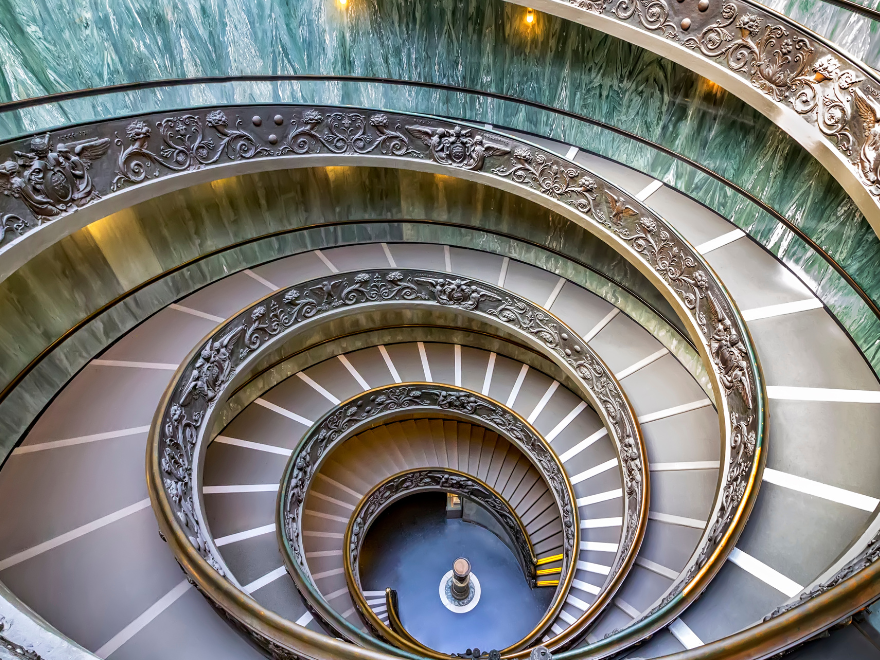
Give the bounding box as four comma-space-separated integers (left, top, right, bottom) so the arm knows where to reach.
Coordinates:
613, 0, 676, 38
492, 148, 599, 215
112, 111, 269, 190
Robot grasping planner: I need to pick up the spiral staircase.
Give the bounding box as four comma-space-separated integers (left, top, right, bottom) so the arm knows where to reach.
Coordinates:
2, 2, 880, 660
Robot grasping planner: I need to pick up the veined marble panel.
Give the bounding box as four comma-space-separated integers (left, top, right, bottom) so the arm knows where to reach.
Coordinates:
0, 0, 877, 364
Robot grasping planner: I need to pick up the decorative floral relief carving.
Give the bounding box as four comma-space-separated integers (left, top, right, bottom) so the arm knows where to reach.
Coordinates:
112, 111, 270, 190
562, 0, 880, 203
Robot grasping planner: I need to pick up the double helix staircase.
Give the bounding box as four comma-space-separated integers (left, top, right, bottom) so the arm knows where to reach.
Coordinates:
0, 132, 878, 659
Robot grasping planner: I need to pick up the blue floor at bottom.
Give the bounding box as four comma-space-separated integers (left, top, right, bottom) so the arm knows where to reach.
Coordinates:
359, 493, 555, 654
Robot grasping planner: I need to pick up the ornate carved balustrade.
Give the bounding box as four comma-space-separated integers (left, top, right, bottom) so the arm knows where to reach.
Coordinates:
151, 267, 648, 655
507, 0, 880, 237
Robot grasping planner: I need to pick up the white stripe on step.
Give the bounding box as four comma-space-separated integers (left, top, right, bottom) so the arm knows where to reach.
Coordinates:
314, 250, 339, 273
728, 548, 803, 597
649, 511, 706, 529
338, 354, 370, 390
498, 257, 510, 287
243, 269, 279, 291
560, 428, 608, 464
615, 348, 669, 380
203, 484, 278, 494
482, 352, 497, 395
570, 458, 618, 485
767, 386, 880, 403
296, 371, 340, 404
506, 364, 529, 407
378, 345, 402, 383
417, 342, 433, 382
92, 359, 178, 370
0, 498, 151, 571
169, 303, 225, 323
581, 541, 618, 553
636, 557, 679, 580
255, 398, 314, 426
764, 467, 879, 512
635, 179, 663, 201
528, 381, 560, 423
697, 229, 745, 254
651, 461, 720, 472
571, 579, 600, 595
741, 298, 822, 321
381, 243, 397, 267
669, 618, 703, 649
546, 402, 587, 442
638, 399, 713, 424
95, 580, 191, 658
582, 308, 619, 343
580, 517, 622, 529
577, 489, 623, 507
544, 277, 566, 309
615, 598, 640, 619
214, 435, 292, 456
12, 426, 151, 455
215, 523, 276, 547
243, 566, 287, 593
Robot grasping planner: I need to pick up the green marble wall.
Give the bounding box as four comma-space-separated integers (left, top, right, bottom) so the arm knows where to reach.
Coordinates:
0, 166, 708, 462
762, 0, 880, 69
0, 0, 877, 361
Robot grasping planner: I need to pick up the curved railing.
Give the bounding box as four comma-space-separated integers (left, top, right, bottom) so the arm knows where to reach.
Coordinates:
276, 392, 570, 655
125, 106, 763, 657
513, 0, 880, 236
336, 464, 549, 653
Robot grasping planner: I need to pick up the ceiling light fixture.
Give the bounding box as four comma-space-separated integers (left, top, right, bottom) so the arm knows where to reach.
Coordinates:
526, 8, 535, 23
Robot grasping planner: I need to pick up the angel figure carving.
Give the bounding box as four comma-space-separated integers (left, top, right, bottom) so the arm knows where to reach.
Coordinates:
855, 89, 880, 193
180, 325, 245, 405
0, 132, 110, 223
707, 293, 753, 406
406, 124, 510, 170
